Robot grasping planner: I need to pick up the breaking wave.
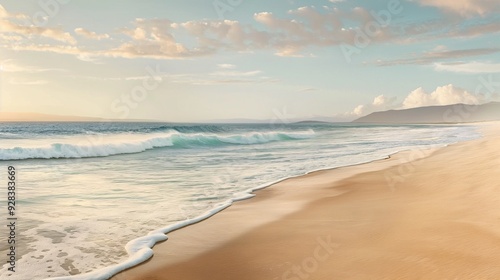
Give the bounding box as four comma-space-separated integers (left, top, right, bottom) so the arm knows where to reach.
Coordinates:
0, 130, 315, 160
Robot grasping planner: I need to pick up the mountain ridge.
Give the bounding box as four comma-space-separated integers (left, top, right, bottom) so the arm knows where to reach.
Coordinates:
353, 102, 500, 124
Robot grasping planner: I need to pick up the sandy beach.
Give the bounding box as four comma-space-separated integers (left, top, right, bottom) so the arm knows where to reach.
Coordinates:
112, 123, 500, 280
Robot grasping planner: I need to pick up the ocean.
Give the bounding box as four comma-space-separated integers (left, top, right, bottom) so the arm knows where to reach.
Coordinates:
0, 122, 481, 280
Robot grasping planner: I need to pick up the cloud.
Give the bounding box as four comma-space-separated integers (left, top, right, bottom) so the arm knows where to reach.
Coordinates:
0, 33, 23, 42
416, 0, 499, 17
9, 44, 85, 56
217, 64, 236, 69
0, 60, 65, 73
73, 67, 276, 85
0, 20, 77, 44
91, 7, 500, 59
168, 74, 278, 86
74, 28, 109, 40
0, 5, 76, 44
8, 78, 49, 85
112, 18, 212, 59
75, 54, 103, 64
0, 4, 28, 20
2, 4, 498, 61
350, 94, 398, 116
402, 84, 484, 108
433, 61, 500, 73
387, 15, 499, 43
210, 70, 262, 77
349, 84, 488, 117
298, 88, 319, 93
18, 5, 399, 60
250, 7, 391, 57
447, 21, 500, 38
375, 47, 500, 66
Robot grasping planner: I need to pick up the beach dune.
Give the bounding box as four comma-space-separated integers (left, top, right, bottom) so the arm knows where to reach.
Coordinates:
113, 123, 500, 280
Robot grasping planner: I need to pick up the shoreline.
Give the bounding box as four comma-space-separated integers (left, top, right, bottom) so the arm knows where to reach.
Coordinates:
45, 123, 493, 280
109, 126, 497, 280
0, 123, 473, 280
111, 122, 500, 279
55, 138, 441, 280
41, 127, 472, 280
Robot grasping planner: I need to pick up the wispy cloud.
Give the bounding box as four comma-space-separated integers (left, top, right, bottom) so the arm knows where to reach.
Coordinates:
0, 60, 66, 73
416, 0, 499, 17
434, 61, 500, 73
1, 3, 499, 61
217, 64, 236, 69
74, 28, 109, 40
70, 67, 275, 86
298, 88, 319, 93
374, 47, 500, 66
210, 70, 262, 77
0, 5, 401, 59
0, 5, 76, 44
8, 78, 49, 85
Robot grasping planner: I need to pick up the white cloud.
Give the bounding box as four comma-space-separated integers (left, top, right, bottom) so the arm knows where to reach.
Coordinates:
402, 84, 483, 108
350, 94, 398, 116
433, 61, 500, 73
210, 70, 262, 77
298, 87, 318, 93
114, 18, 211, 59
217, 64, 236, 69
76, 54, 103, 64
375, 47, 500, 66
0, 5, 76, 44
74, 28, 109, 40
0, 4, 28, 20
349, 84, 487, 117
0, 33, 23, 41
3, 4, 498, 61
0, 60, 65, 73
8, 78, 49, 85
417, 0, 499, 17
74, 68, 276, 86
9, 44, 85, 56
109, 6, 397, 59
0, 4, 6, 18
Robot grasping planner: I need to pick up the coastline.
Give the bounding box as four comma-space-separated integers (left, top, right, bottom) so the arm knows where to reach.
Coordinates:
4, 123, 477, 280
110, 149, 432, 278
110, 122, 499, 280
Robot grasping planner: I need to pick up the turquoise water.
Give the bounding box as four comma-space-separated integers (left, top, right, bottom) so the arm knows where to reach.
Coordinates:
0, 122, 480, 279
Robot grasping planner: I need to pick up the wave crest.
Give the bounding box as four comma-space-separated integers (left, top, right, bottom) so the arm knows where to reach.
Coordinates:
0, 130, 315, 160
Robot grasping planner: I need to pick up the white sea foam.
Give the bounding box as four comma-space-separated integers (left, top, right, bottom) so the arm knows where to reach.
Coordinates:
0, 130, 315, 160
45, 178, 288, 280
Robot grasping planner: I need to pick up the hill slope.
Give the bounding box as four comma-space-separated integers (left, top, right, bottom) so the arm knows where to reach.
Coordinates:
353, 102, 500, 124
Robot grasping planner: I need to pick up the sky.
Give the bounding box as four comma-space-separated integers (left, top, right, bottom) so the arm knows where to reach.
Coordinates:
0, 0, 499, 122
